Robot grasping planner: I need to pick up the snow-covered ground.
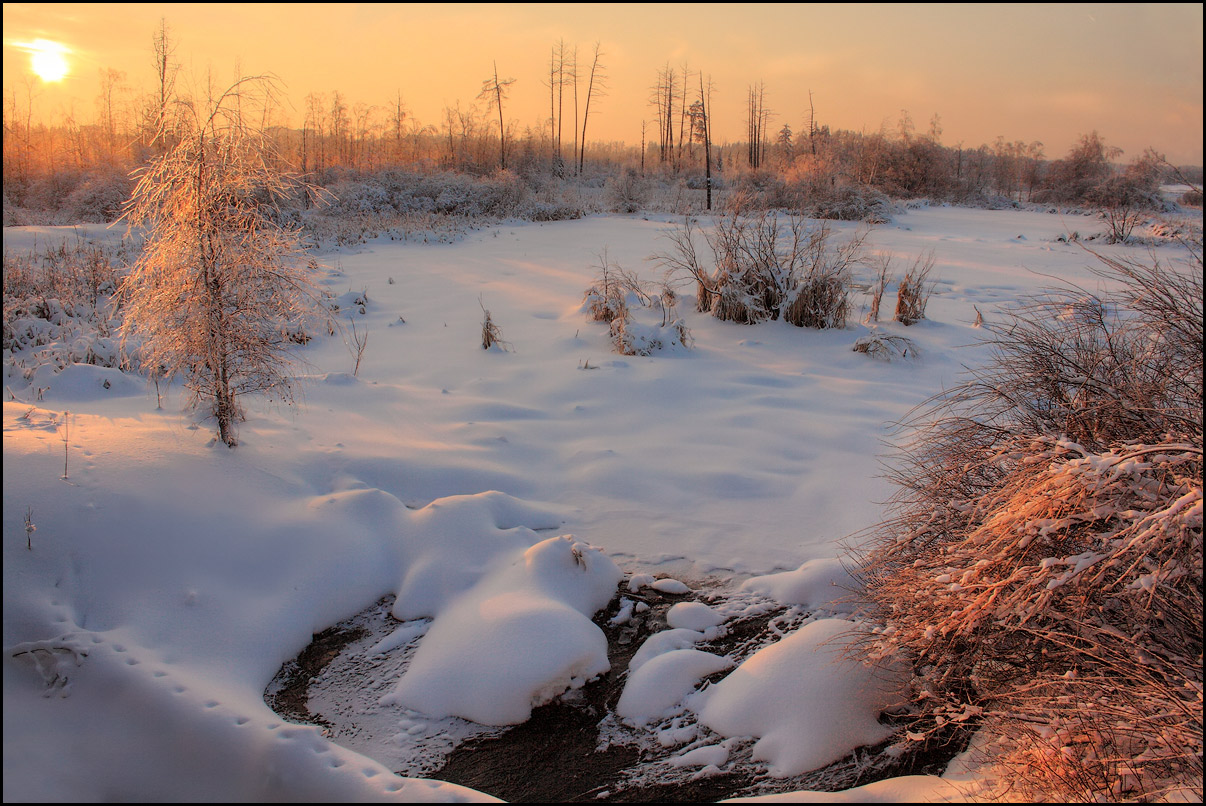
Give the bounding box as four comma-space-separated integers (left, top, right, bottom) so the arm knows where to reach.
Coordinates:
3, 205, 1199, 801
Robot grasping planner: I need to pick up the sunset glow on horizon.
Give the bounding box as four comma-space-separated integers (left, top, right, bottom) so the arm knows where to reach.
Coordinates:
3, 2, 1202, 165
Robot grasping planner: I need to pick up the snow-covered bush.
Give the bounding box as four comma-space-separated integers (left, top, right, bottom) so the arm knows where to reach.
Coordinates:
62, 170, 134, 223
582, 254, 690, 356
807, 184, 893, 224
519, 199, 583, 221
604, 169, 649, 213
323, 169, 543, 225
610, 309, 691, 356
3, 236, 136, 392
658, 210, 865, 329
857, 248, 1203, 802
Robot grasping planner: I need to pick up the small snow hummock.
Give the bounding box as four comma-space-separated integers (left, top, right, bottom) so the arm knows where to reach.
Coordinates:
616, 648, 733, 726
666, 601, 725, 631
627, 573, 656, 593
695, 618, 907, 777
740, 557, 860, 613
650, 577, 691, 594
627, 628, 707, 674
381, 535, 623, 725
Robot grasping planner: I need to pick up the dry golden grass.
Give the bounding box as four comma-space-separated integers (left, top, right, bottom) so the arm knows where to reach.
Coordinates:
855, 248, 1203, 802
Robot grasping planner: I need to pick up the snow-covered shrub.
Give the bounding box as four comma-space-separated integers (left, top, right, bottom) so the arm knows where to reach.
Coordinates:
327, 178, 393, 216
583, 254, 690, 356
520, 199, 582, 221
857, 248, 1203, 803
658, 210, 865, 329
63, 170, 134, 223
808, 184, 892, 223
610, 310, 691, 356
728, 170, 793, 210
321, 169, 533, 223
604, 169, 649, 213
1089, 176, 1163, 245
653, 215, 714, 312
782, 268, 850, 329
3, 235, 137, 392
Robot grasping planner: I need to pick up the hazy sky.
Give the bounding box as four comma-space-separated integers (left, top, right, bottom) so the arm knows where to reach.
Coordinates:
4, 3, 1203, 164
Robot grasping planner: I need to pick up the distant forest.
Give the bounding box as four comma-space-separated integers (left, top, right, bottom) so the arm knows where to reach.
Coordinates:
4, 30, 1202, 227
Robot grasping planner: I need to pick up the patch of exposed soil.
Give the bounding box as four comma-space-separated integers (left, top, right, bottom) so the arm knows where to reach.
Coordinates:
265, 622, 367, 729
265, 579, 973, 803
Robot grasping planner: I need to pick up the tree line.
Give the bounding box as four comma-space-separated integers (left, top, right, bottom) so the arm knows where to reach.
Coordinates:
3, 22, 1198, 224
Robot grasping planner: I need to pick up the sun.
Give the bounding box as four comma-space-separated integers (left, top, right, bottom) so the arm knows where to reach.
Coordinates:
28, 39, 70, 82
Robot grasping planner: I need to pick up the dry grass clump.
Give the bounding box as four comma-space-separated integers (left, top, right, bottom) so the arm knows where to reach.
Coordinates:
582, 253, 690, 357
581, 249, 644, 324
893, 250, 935, 325
656, 210, 866, 329
852, 332, 917, 361
856, 247, 1203, 802
865, 253, 894, 324
479, 298, 510, 351
3, 235, 133, 309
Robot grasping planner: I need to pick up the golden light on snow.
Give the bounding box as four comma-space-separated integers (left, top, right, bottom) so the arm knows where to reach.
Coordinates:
27, 38, 70, 82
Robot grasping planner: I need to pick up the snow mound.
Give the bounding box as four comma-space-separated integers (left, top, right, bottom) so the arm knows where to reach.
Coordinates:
666, 600, 725, 631
381, 535, 622, 725
650, 577, 690, 594
696, 618, 906, 777
617, 648, 733, 726
392, 490, 566, 621
740, 557, 860, 612
628, 627, 706, 674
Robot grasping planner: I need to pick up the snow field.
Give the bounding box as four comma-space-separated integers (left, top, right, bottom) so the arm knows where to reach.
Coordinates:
5, 206, 1198, 800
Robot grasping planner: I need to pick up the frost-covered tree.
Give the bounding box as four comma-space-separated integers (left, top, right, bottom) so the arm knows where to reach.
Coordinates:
119, 76, 325, 447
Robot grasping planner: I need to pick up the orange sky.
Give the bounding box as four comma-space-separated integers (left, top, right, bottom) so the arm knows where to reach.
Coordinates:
4, 3, 1203, 165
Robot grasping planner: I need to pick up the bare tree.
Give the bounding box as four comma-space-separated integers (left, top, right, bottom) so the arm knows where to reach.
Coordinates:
303, 92, 325, 176
746, 82, 770, 169
328, 91, 348, 166
388, 90, 408, 165
697, 72, 713, 209
119, 76, 326, 447
150, 17, 179, 151
479, 62, 516, 171
96, 67, 127, 164
546, 40, 569, 168
568, 45, 579, 172
577, 42, 606, 175
650, 64, 681, 167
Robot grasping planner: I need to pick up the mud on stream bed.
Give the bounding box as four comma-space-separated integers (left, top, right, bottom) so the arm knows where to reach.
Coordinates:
265, 578, 968, 802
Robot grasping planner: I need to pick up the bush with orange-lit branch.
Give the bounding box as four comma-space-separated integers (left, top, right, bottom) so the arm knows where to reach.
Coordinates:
855, 247, 1203, 802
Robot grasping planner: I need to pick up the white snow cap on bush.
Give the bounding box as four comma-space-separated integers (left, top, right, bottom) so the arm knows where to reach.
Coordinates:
381, 535, 622, 725
696, 618, 906, 777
